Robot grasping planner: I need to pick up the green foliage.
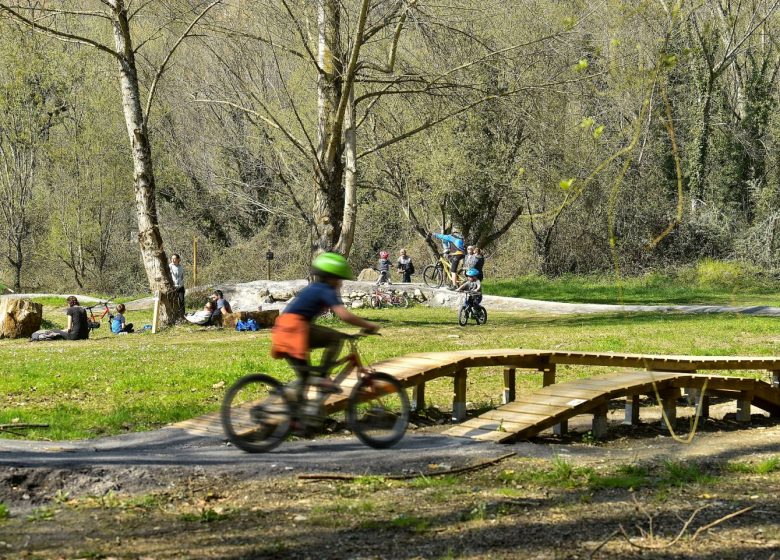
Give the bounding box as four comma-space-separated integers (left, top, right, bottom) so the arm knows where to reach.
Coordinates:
661, 460, 714, 486
180, 508, 229, 523
408, 475, 460, 489
727, 457, 780, 475
0, 502, 9, 520
391, 514, 430, 531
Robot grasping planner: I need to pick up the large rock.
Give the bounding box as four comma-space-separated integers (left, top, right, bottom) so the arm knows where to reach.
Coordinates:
0, 298, 43, 339
270, 290, 295, 302
222, 310, 279, 330
356, 268, 380, 282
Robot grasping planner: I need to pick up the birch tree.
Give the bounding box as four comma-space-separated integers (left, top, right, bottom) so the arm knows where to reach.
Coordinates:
0, 0, 221, 324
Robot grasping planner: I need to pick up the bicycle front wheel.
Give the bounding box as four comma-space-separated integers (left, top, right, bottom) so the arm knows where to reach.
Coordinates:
458, 306, 469, 326
392, 294, 409, 308
347, 372, 409, 449
422, 264, 443, 288
221, 373, 292, 453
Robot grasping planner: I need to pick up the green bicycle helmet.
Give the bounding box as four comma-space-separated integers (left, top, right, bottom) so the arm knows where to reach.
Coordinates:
312, 252, 353, 280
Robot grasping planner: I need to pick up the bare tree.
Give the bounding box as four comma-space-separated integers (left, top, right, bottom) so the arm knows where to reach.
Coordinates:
0, 0, 221, 324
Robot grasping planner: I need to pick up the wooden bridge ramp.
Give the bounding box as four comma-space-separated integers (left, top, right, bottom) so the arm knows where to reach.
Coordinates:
443, 370, 780, 443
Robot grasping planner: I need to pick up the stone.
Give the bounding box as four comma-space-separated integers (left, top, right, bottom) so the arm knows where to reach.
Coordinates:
0, 298, 43, 339
351, 300, 364, 309
222, 310, 280, 330
356, 268, 380, 282
262, 296, 274, 304
258, 288, 270, 297
413, 288, 427, 302
270, 290, 294, 301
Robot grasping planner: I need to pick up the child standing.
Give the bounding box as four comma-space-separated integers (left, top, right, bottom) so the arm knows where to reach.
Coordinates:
111, 304, 134, 334
376, 250, 392, 285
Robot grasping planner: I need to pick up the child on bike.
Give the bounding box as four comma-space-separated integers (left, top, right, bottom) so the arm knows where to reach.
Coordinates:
376, 250, 392, 285
271, 252, 379, 392
456, 268, 482, 310
110, 303, 134, 334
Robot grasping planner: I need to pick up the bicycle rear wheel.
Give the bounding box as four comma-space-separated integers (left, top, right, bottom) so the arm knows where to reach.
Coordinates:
347, 372, 409, 449
221, 373, 292, 453
423, 264, 443, 288
475, 306, 488, 325
369, 294, 382, 309
392, 294, 409, 308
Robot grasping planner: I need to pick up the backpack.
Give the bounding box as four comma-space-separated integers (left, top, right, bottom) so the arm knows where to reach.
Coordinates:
408, 262, 415, 275
30, 330, 64, 342
236, 318, 259, 332
236, 319, 248, 331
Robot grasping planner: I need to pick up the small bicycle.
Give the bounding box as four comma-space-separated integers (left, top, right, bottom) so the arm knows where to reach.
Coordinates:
368, 288, 410, 309
221, 331, 410, 452
84, 299, 113, 331
458, 293, 487, 326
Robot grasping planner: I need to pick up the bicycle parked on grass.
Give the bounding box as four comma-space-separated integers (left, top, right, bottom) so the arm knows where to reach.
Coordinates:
422, 254, 461, 289
458, 293, 487, 326
369, 287, 410, 309
221, 331, 410, 452
84, 299, 113, 331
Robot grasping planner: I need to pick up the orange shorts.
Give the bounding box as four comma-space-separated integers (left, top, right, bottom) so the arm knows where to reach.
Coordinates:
270, 313, 309, 361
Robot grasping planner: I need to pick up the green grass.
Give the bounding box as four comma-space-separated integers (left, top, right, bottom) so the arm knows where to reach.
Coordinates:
2, 303, 780, 440
483, 267, 780, 306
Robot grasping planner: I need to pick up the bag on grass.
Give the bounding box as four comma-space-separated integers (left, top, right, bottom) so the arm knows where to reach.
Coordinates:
30, 330, 64, 342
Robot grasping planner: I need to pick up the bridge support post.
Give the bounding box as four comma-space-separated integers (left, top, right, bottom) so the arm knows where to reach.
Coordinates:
411, 382, 426, 412
660, 389, 679, 432
452, 369, 467, 422
502, 368, 516, 404
541, 364, 556, 387
736, 393, 752, 423
624, 395, 640, 425
553, 420, 568, 437
592, 405, 609, 439
694, 391, 710, 419
772, 370, 780, 388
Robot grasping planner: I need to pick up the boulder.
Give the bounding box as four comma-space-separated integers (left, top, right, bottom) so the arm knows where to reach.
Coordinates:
413, 288, 427, 302
356, 268, 380, 282
222, 310, 280, 330
0, 298, 43, 339
257, 288, 270, 297
351, 300, 365, 309
270, 290, 295, 302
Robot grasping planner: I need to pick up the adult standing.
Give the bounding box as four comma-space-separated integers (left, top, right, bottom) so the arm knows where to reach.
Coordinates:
473, 247, 485, 281
56, 296, 89, 340
464, 245, 477, 271
396, 249, 414, 283
169, 253, 185, 313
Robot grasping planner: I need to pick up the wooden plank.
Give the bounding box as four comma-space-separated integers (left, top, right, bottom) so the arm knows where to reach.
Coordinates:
476, 409, 566, 425
442, 424, 515, 442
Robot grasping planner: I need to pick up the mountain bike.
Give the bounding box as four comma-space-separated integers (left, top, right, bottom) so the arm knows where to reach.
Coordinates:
84, 299, 113, 331
221, 331, 410, 452
368, 288, 410, 309
458, 293, 487, 326
422, 255, 461, 289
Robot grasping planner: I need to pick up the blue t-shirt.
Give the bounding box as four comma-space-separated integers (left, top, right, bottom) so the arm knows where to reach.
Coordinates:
111, 313, 125, 334
433, 233, 465, 254
283, 282, 342, 321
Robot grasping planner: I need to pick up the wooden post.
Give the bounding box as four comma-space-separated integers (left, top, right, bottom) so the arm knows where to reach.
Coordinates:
736, 393, 752, 423
502, 368, 516, 404
772, 370, 780, 388
592, 404, 609, 439
541, 363, 556, 387
452, 369, 467, 422
411, 382, 426, 412
192, 236, 197, 287
151, 291, 160, 334
695, 392, 710, 420
553, 420, 568, 437
624, 394, 640, 425
660, 389, 679, 432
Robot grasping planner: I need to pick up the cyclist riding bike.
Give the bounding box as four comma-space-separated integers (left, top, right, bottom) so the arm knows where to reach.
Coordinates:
456, 267, 482, 308
270, 252, 379, 394
430, 230, 465, 288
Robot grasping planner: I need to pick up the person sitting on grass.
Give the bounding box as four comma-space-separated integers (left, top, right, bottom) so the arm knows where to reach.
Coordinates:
209, 289, 232, 325
271, 252, 378, 393
53, 296, 90, 341
110, 303, 134, 334
456, 268, 482, 309
186, 301, 215, 326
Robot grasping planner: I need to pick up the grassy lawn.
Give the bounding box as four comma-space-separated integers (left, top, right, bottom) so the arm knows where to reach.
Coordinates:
483, 271, 780, 306
2, 302, 780, 440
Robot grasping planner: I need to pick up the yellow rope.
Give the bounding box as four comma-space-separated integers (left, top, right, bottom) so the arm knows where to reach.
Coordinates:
649, 375, 708, 444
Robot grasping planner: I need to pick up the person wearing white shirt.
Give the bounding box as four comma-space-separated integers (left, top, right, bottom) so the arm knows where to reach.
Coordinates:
169, 253, 185, 313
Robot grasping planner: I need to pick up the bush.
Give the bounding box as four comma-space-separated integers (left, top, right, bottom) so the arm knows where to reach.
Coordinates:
677, 259, 764, 291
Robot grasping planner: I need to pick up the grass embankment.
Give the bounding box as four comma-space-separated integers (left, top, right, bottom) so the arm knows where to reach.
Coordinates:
484, 262, 780, 306
2, 302, 780, 440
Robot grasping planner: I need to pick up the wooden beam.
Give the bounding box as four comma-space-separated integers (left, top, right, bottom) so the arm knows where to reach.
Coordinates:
502, 368, 516, 404
624, 394, 640, 425
452, 369, 467, 422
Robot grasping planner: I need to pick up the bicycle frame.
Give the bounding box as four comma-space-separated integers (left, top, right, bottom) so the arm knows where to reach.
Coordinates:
84, 301, 112, 329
